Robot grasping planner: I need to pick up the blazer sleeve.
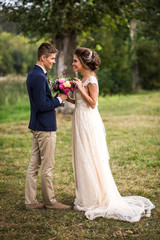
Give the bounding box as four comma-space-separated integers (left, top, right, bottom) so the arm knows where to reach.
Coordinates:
32, 75, 61, 112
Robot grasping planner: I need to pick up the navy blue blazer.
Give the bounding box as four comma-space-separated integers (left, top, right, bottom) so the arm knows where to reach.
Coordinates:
26, 65, 61, 131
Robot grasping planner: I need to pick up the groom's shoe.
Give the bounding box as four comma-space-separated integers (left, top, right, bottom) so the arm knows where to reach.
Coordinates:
45, 201, 71, 209
25, 202, 44, 210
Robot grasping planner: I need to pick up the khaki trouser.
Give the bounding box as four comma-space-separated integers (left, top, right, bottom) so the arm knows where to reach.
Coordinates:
25, 131, 56, 205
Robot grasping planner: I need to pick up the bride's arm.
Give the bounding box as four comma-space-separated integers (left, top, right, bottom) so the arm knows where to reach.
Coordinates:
75, 79, 98, 109
67, 95, 75, 104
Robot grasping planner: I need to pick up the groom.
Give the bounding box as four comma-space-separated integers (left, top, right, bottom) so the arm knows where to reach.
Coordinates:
25, 43, 70, 210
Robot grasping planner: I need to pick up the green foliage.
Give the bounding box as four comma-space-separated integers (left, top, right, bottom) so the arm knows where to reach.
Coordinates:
80, 21, 160, 94
0, 0, 160, 93
80, 27, 133, 94
137, 39, 160, 89
0, 11, 18, 34
1, 0, 160, 40
135, 0, 160, 40
0, 0, 130, 39
0, 31, 43, 75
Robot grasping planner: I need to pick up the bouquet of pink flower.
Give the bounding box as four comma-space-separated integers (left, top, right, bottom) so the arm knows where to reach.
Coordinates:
49, 77, 77, 95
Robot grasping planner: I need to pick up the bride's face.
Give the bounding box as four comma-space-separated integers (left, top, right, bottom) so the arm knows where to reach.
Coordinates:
72, 54, 83, 73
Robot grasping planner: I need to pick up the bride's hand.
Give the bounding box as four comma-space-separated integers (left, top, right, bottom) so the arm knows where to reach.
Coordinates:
74, 77, 83, 90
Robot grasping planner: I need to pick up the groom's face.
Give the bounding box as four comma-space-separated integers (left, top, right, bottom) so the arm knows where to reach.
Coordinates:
42, 53, 56, 70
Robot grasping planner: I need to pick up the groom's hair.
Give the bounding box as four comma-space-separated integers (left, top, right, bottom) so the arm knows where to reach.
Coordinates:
37, 43, 58, 60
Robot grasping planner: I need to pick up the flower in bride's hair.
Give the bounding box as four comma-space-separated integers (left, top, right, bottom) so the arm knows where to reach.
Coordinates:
87, 50, 92, 60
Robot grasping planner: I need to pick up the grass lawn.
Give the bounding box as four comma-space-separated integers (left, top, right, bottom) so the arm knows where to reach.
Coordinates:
0, 90, 160, 239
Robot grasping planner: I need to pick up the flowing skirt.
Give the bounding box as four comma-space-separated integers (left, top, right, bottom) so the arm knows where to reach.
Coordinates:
72, 105, 155, 222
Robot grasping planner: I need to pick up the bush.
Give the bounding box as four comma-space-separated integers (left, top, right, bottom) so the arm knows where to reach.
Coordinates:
137, 39, 160, 89
0, 31, 43, 76
98, 66, 132, 95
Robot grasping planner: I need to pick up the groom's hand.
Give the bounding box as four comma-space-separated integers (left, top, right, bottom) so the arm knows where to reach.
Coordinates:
58, 93, 67, 102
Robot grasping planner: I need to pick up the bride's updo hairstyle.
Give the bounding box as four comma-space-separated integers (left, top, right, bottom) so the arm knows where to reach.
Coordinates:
75, 47, 101, 71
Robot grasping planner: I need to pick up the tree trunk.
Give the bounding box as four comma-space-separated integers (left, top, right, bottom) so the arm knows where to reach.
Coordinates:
130, 19, 140, 90
54, 31, 77, 114
55, 31, 77, 77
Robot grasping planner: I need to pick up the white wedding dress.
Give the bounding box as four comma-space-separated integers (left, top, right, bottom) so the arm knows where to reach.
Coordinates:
72, 76, 155, 222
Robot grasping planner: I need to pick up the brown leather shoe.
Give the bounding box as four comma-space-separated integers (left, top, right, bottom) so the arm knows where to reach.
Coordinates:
45, 201, 71, 209
25, 202, 44, 210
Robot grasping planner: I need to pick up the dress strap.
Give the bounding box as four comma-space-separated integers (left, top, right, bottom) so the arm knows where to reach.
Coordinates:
82, 76, 98, 87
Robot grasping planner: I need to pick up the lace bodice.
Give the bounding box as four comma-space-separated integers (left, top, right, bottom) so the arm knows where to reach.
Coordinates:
82, 76, 98, 87
75, 76, 98, 109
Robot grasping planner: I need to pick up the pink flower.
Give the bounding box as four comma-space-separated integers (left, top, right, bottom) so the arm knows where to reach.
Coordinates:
58, 78, 66, 83
63, 88, 70, 94
59, 84, 64, 89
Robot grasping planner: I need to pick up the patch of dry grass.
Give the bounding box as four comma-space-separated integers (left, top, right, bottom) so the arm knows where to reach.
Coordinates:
0, 91, 160, 239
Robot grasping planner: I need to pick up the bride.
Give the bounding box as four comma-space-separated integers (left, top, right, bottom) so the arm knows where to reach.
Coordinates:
67, 47, 155, 222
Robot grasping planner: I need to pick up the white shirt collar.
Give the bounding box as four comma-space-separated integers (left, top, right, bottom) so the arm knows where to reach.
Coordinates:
36, 64, 47, 75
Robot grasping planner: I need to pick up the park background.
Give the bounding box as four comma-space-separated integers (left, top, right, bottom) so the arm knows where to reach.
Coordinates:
0, 1, 160, 239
